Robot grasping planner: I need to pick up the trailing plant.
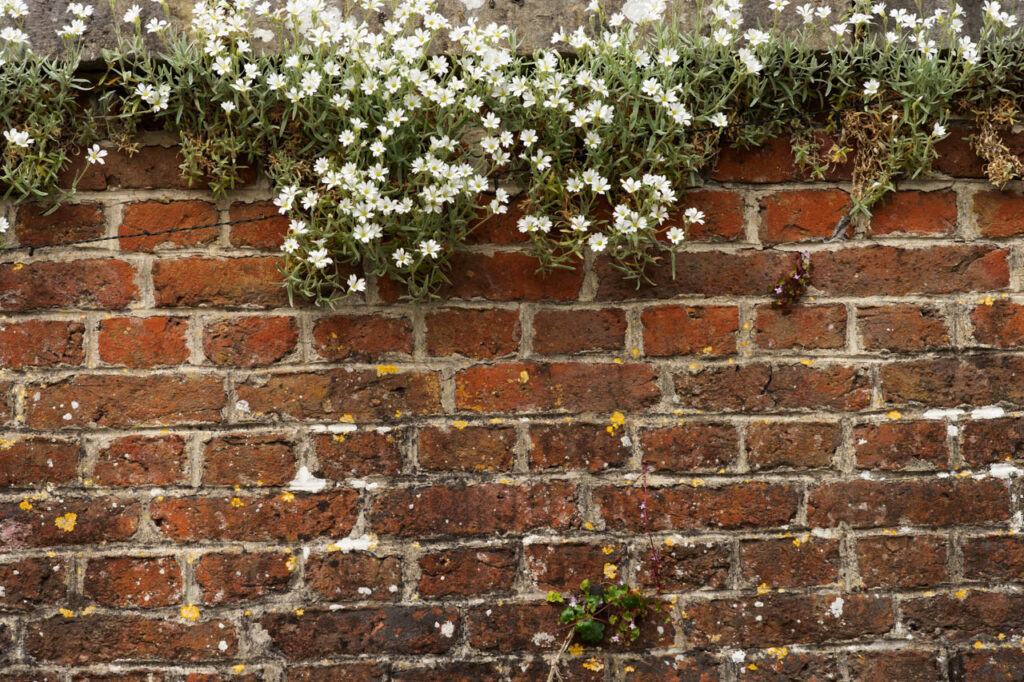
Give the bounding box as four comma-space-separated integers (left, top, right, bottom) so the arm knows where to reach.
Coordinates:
3, 0, 1024, 301
547, 579, 654, 646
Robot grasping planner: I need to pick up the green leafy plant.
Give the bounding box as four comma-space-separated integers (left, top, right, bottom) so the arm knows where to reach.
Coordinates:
547, 579, 653, 646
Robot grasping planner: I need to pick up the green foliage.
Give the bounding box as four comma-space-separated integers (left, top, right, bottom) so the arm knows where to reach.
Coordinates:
549, 579, 652, 646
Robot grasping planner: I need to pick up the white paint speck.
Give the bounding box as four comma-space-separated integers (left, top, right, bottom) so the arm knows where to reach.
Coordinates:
235, 400, 250, 413
990, 462, 1023, 479
309, 423, 357, 434
532, 632, 555, 647
729, 650, 746, 663
332, 535, 373, 553
62, 413, 72, 421
971, 406, 1005, 420
288, 466, 327, 493
440, 620, 455, 638
351, 479, 379, 491
828, 597, 844, 618
620, 435, 632, 448
357, 586, 373, 596
923, 408, 965, 420
70, 401, 79, 409
218, 640, 228, 651
947, 425, 959, 437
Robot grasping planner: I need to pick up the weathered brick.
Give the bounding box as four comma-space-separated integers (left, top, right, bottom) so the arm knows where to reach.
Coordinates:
202, 434, 294, 486
0, 319, 85, 369
858, 305, 950, 352
963, 536, 1024, 582
902, 591, 1024, 640
0, 259, 137, 310
870, 190, 957, 236
533, 308, 626, 354
962, 418, 1024, 466
98, 316, 189, 367
934, 126, 988, 178
0, 674, 59, 682
72, 674, 164, 682
150, 491, 358, 542
642, 305, 737, 356
613, 655, 719, 682
746, 421, 840, 470
229, 201, 288, 249
971, 301, 1024, 348
0, 497, 139, 548
759, 189, 851, 243
84, 556, 182, 607
61, 145, 195, 191
813, 246, 1009, 296
15, 203, 105, 246
0, 437, 79, 487
203, 316, 298, 366
0, 558, 66, 611
24, 616, 236, 664
305, 553, 402, 601
195, 551, 291, 604
596, 483, 800, 532
754, 304, 846, 351
27, 375, 224, 428
741, 653, 841, 682
418, 425, 515, 472
93, 435, 187, 486
951, 650, 1024, 681
712, 136, 799, 183
392, 663, 504, 682
455, 362, 660, 413
525, 542, 625, 592
673, 363, 871, 412
314, 430, 403, 478
740, 537, 841, 588
0, 382, 9, 423
881, 356, 1024, 406
854, 421, 948, 470
675, 189, 744, 241
974, 189, 1024, 237
286, 664, 383, 682
237, 369, 440, 421
465, 199, 531, 245
118, 200, 218, 251
262, 607, 458, 657
685, 594, 893, 647
639, 424, 737, 473
418, 547, 517, 597
639, 540, 731, 592
312, 314, 412, 361
856, 535, 948, 588
513, 658, 605, 682
529, 423, 630, 471
808, 479, 1009, 528
371, 483, 579, 537
152, 256, 288, 307
425, 308, 520, 359
848, 650, 942, 682
436, 252, 583, 301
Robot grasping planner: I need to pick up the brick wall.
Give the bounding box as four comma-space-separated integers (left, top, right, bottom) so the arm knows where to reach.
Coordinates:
2, 131, 1024, 681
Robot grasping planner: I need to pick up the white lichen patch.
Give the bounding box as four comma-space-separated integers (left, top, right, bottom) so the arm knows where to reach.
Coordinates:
828, 597, 844, 618
288, 466, 327, 493
971, 406, 1005, 420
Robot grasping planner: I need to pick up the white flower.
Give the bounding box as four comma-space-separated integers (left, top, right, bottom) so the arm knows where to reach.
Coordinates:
569, 215, 591, 232
932, 122, 948, 137
221, 101, 236, 114
588, 233, 609, 252
709, 112, 729, 128
266, 73, 286, 90
3, 128, 33, 148
123, 4, 141, 22
530, 150, 552, 172
768, 0, 788, 10
347, 274, 366, 293
282, 237, 300, 254
796, 3, 815, 22
392, 248, 413, 267
307, 248, 332, 269
0, 217, 8, 233
338, 130, 356, 147
85, 144, 107, 165
863, 79, 880, 97
683, 207, 706, 225
666, 226, 685, 244
520, 129, 538, 147
419, 239, 441, 259
621, 177, 643, 193
145, 17, 168, 33
67, 3, 94, 19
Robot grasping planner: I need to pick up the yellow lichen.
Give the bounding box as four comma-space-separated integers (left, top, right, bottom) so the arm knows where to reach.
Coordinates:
452, 420, 469, 430
230, 497, 245, 508
0, 438, 15, 450
518, 370, 530, 383
887, 410, 902, 421
955, 589, 969, 600
281, 491, 295, 502
54, 513, 77, 533
568, 643, 584, 656
602, 546, 616, 555
332, 434, 345, 443
59, 608, 75, 618
603, 563, 618, 579
294, 608, 304, 616
286, 555, 297, 572
339, 414, 355, 423
376, 365, 399, 376
19, 499, 32, 510
180, 604, 200, 621
757, 583, 770, 595
582, 658, 604, 672
232, 664, 246, 674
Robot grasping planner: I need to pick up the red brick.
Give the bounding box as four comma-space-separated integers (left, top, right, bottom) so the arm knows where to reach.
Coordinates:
0, 497, 139, 548
533, 308, 626, 354
639, 540, 731, 592
0, 674, 59, 682
0, 382, 9, 423
643, 305, 737, 356
418, 425, 514, 472
685, 594, 892, 647
963, 536, 1024, 582
185, 675, 257, 682
675, 189, 744, 241
286, 664, 383, 682
741, 653, 840, 682
425, 308, 520, 359
195, 551, 291, 604
612, 654, 719, 682
529, 423, 630, 471
313, 314, 412, 361
371, 482, 579, 537
754, 304, 846, 350
596, 250, 795, 300
465, 198, 530, 245
98, 316, 189, 367
856, 535, 947, 588
204, 316, 298, 366
24, 616, 236, 664
0, 557, 66, 611
951, 650, 1024, 682
808, 478, 1009, 528
934, 126, 989, 178
0, 259, 138, 310
854, 421, 948, 470
849, 651, 942, 682
229, 201, 288, 249
858, 305, 950, 352
673, 363, 871, 412
0, 437, 79, 487
306, 553, 402, 601
418, 547, 517, 597
881, 356, 1024, 406
315, 430, 403, 478
525, 542, 625, 592
392, 663, 504, 682
759, 189, 851, 243
262, 607, 458, 656
746, 422, 839, 470
72, 674, 164, 682
455, 362, 659, 413
84, 556, 182, 607
639, 424, 737, 473
152, 256, 287, 307
871, 190, 957, 236
27, 375, 224, 428
595, 483, 800, 532
902, 591, 1024, 640
119, 200, 218, 251
61, 145, 195, 191
94, 435, 186, 486
202, 434, 294, 486
150, 491, 358, 542
15, 203, 105, 247
236, 369, 440, 421
971, 301, 1024, 348
513, 658, 605, 682
435, 251, 583, 301
962, 418, 1024, 466
974, 189, 1024, 237
712, 136, 799, 183
740, 537, 841, 588
813, 246, 1009, 296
